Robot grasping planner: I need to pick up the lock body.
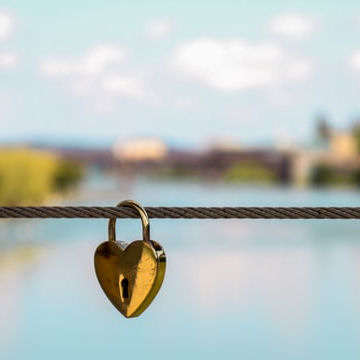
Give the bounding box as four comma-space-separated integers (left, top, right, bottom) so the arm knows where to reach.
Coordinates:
94, 239, 166, 317
94, 200, 166, 318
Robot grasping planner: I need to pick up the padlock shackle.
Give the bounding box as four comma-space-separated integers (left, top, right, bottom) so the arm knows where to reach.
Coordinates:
108, 200, 150, 243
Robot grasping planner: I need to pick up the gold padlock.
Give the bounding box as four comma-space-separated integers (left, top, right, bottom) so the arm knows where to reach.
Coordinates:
94, 200, 166, 318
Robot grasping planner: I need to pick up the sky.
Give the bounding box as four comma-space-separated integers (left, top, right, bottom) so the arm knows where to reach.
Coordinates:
1, 0, 360, 148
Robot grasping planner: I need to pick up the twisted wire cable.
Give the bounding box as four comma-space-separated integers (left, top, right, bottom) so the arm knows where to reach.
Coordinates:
0, 206, 359, 219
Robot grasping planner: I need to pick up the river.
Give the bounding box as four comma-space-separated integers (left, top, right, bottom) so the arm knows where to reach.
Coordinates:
1, 171, 360, 360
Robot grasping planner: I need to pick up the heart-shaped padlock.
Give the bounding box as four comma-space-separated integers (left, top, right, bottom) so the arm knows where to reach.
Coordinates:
94, 200, 166, 318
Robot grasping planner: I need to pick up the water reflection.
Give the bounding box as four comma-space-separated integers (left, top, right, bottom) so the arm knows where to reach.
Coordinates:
1, 176, 360, 359
0, 247, 43, 348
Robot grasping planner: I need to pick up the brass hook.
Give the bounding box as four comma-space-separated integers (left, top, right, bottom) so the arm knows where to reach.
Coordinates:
108, 200, 150, 243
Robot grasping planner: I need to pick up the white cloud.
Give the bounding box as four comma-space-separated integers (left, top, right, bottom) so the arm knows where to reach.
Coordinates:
268, 13, 316, 38
39, 43, 152, 104
172, 38, 312, 91
0, 12, 18, 70
0, 11, 14, 41
101, 74, 145, 98
0, 52, 17, 70
41, 44, 126, 77
145, 18, 174, 40
349, 50, 360, 72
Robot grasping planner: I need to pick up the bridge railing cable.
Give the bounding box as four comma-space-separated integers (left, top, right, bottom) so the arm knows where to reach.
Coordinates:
0, 206, 359, 219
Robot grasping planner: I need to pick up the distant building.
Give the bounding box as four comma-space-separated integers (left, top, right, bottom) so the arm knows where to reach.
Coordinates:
328, 131, 357, 163
112, 138, 167, 162
288, 128, 359, 186
289, 149, 324, 187
205, 137, 242, 152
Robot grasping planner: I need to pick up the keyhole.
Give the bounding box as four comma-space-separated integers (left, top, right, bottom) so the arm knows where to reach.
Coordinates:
121, 278, 129, 299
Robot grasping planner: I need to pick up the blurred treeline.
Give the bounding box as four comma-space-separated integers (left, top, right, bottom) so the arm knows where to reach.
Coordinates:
311, 165, 360, 187
0, 148, 83, 205
224, 162, 277, 183
310, 119, 360, 187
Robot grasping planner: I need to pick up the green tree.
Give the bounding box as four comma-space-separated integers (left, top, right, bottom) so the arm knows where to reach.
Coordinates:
311, 164, 353, 187
224, 162, 277, 183
0, 149, 57, 205
0, 148, 84, 205
53, 160, 83, 191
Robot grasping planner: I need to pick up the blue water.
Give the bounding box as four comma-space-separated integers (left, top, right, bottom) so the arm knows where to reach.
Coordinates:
1, 174, 360, 360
